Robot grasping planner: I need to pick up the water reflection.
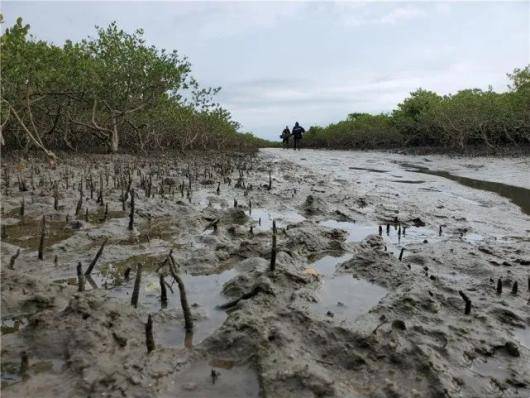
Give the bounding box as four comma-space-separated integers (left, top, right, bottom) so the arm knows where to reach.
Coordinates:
402, 164, 530, 216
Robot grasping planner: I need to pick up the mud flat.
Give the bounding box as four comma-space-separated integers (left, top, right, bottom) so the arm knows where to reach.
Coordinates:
1, 149, 529, 397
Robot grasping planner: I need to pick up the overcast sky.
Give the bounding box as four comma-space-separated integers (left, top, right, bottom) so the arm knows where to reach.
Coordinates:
2, 1, 529, 139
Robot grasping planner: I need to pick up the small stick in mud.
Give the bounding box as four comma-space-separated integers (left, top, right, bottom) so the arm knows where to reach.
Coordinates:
8, 249, 20, 270
233, 198, 238, 208
496, 278, 503, 295
386, 224, 390, 236
439, 225, 443, 236
1, 224, 7, 240
167, 255, 193, 332
216, 182, 220, 195
511, 281, 518, 295
128, 189, 135, 231
131, 263, 143, 308
211, 369, 220, 384
250, 225, 254, 236
85, 208, 89, 222
54, 255, 58, 266
268, 170, 272, 190
121, 186, 127, 211
160, 274, 168, 307
124, 267, 132, 281
399, 248, 405, 261
17, 175, 27, 192
174, 273, 194, 331
77, 262, 85, 292
270, 220, 277, 272
145, 314, 155, 353
102, 203, 108, 222
458, 291, 472, 315
378, 225, 382, 236
53, 183, 59, 210
79, 176, 84, 198
203, 218, 219, 233
89, 177, 94, 199
38, 215, 46, 260
85, 275, 98, 290
75, 193, 83, 217
98, 172, 104, 206
85, 238, 108, 276
19, 351, 29, 376
20, 197, 25, 217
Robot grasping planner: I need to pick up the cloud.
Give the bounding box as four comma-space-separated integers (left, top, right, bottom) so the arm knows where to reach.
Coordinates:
170, 2, 306, 39
334, 4, 427, 27
378, 6, 426, 24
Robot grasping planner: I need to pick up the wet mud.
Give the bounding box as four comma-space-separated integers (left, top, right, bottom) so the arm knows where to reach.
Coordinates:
1, 149, 529, 397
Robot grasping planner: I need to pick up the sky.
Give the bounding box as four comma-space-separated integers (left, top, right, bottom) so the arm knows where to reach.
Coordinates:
2, 1, 529, 140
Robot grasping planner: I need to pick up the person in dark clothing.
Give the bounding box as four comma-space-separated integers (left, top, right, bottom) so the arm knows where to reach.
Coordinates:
291, 122, 305, 150
280, 126, 290, 148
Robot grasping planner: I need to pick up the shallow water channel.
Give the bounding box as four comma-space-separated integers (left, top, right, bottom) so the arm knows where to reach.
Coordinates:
401, 163, 530, 216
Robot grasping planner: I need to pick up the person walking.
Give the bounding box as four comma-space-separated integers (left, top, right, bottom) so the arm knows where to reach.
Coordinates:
291, 122, 305, 150
280, 126, 291, 148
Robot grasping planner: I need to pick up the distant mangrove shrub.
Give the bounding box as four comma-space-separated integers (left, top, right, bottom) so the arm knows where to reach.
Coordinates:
0, 18, 271, 157
304, 66, 530, 151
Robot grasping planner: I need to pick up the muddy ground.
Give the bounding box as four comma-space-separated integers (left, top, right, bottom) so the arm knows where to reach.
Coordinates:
1, 148, 529, 398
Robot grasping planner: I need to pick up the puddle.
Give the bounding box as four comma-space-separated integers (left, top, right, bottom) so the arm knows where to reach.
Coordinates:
309, 252, 353, 276
156, 269, 237, 347
312, 276, 386, 323
164, 359, 259, 398
306, 252, 387, 323
97, 256, 237, 348
470, 355, 512, 381
319, 220, 376, 242
86, 209, 128, 224
2, 217, 74, 250
402, 164, 530, 216
1, 316, 29, 335
250, 208, 305, 230
514, 328, 530, 350
1, 361, 21, 386
462, 232, 484, 244
319, 219, 438, 251
1, 358, 65, 388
